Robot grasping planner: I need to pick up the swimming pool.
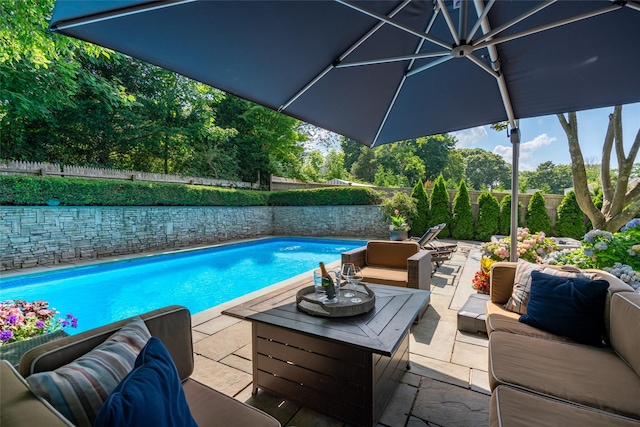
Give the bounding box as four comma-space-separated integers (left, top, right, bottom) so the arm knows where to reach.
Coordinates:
0, 237, 364, 334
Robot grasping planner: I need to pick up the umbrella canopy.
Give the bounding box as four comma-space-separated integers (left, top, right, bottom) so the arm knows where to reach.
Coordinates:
49, 0, 640, 147
49, 0, 640, 260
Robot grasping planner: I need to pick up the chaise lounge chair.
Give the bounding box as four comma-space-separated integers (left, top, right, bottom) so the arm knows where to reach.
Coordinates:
411, 223, 457, 268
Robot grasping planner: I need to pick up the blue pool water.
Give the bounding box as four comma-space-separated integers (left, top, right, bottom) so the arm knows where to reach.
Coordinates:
0, 237, 364, 334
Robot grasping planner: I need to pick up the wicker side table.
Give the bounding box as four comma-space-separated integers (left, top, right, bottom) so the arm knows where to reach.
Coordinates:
0, 330, 69, 367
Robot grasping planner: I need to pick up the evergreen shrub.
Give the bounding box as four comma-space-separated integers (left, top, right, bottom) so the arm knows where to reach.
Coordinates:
429, 174, 452, 237
475, 192, 500, 241
555, 190, 586, 239
409, 182, 429, 237
526, 191, 552, 235
451, 180, 474, 240
498, 194, 522, 235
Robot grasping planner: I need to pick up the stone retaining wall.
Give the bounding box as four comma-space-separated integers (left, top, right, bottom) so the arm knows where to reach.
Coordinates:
0, 206, 387, 271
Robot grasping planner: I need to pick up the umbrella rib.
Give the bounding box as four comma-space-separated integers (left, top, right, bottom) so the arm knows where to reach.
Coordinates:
471, 0, 556, 46
336, 0, 452, 50
467, 0, 496, 41
51, 0, 195, 31
473, 3, 622, 50
372, 5, 442, 147
436, 0, 460, 45
279, 0, 412, 113
465, 54, 498, 79
627, 1, 640, 12
405, 56, 454, 78
336, 51, 450, 68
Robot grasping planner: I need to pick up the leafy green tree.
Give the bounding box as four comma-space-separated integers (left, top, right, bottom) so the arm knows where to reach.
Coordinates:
555, 190, 586, 239
410, 182, 430, 237
429, 174, 452, 237
476, 192, 500, 241
499, 194, 522, 235
521, 161, 573, 194
351, 147, 377, 183
459, 148, 510, 190
324, 149, 346, 180
526, 191, 553, 235
451, 180, 474, 240
415, 134, 456, 180
300, 149, 325, 182
341, 137, 363, 172
374, 166, 399, 187
442, 150, 465, 182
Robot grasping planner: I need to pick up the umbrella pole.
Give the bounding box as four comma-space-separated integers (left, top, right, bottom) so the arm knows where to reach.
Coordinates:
510, 128, 521, 262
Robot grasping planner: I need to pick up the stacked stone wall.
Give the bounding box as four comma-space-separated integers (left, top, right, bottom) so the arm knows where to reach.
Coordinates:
1, 206, 386, 271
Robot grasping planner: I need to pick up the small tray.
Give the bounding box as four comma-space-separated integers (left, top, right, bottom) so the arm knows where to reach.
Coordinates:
296, 284, 376, 317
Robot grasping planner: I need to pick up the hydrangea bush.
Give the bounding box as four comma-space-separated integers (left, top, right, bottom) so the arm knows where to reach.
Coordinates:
482, 228, 558, 264
542, 218, 640, 292
0, 300, 77, 345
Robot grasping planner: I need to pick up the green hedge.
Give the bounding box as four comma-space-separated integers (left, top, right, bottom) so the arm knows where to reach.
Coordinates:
0, 176, 382, 207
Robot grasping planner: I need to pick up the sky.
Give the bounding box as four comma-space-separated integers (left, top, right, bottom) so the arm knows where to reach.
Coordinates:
308, 102, 640, 172
451, 102, 640, 171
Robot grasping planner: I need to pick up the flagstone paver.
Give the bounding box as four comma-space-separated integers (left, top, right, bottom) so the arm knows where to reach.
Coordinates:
190, 240, 491, 427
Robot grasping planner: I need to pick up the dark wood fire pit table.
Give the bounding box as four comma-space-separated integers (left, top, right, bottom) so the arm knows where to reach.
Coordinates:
223, 279, 431, 427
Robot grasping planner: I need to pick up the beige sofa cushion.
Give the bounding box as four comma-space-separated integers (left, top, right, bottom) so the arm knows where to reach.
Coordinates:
361, 266, 407, 287
485, 301, 571, 342
0, 361, 72, 427
489, 331, 640, 419
366, 240, 419, 269
491, 385, 640, 427
610, 292, 640, 377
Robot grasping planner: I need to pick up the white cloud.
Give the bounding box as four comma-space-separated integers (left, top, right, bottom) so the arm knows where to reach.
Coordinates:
493, 133, 557, 171
451, 126, 488, 147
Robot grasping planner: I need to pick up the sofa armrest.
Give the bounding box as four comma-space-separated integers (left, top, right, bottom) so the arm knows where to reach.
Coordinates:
407, 250, 433, 290
342, 246, 366, 268
490, 262, 517, 304
19, 305, 194, 381
1, 360, 73, 426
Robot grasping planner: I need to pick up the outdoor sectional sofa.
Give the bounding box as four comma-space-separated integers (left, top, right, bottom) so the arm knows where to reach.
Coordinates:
1, 305, 280, 427
485, 261, 640, 426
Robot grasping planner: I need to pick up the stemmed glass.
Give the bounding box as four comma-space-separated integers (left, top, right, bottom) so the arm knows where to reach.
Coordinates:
341, 263, 355, 298
349, 266, 363, 303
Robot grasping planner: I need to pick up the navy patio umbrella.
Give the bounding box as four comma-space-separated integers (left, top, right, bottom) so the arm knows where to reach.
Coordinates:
49, 0, 640, 259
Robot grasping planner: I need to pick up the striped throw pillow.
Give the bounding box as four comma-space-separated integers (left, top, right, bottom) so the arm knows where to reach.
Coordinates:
503, 259, 544, 314
26, 317, 151, 427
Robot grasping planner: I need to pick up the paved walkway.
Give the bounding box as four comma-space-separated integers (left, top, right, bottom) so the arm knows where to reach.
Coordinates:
189, 241, 490, 427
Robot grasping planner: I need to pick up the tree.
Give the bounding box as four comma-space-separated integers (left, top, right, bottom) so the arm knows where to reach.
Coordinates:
415, 134, 456, 180
521, 161, 573, 194
451, 180, 474, 240
555, 190, 586, 239
499, 194, 522, 235
557, 106, 640, 231
300, 149, 325, 182
324, 149, 346, 180
410, 182, 430, 237
341, 137, 362, 173
351, 147, 377, 183
459, 148, 510, 191
429, 175, 452, 237
442, 150, 465, 187
476, 192, 500, 241
526, 191, 552, 235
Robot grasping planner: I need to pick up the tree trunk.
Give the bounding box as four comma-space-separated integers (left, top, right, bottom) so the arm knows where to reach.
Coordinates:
557, 107, 640, 232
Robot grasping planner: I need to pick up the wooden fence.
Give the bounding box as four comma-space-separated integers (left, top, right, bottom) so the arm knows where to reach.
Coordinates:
270, 175, 566, 226
0, 160, 259, 190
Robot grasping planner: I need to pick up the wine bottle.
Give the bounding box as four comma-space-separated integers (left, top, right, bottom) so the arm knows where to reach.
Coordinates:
319, 262, 336, 300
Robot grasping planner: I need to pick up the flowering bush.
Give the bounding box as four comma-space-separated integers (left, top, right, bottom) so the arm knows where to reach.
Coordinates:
605, 263, 640, 291
0, 300, 77, 345
482, 228, 558, 264
389, 209, 410, 232
472, 257, 496, 294
582, 219, 640, 270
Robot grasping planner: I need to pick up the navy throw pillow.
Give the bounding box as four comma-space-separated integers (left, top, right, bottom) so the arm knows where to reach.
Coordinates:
94, 337, 198, 427
519, 270, 609, 347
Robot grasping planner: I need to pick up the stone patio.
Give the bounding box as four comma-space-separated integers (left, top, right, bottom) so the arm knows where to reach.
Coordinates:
189, 241, 490, 427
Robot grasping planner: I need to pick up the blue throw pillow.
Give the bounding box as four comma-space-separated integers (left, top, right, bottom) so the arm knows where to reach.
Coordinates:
519, 270, 609, 347
94, 337, 198, 427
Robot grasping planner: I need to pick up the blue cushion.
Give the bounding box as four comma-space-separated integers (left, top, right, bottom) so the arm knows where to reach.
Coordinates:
94, 337, 198, 427
519, 270, 609, 347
